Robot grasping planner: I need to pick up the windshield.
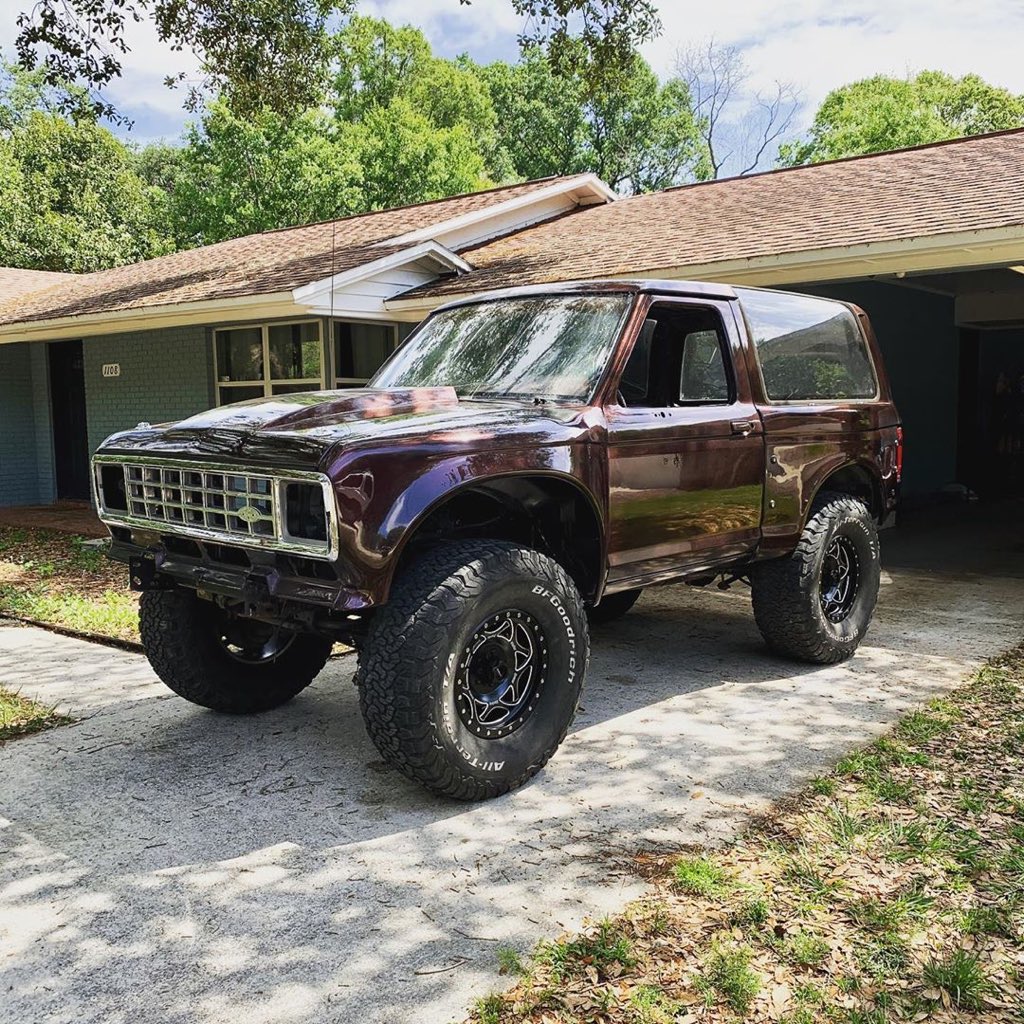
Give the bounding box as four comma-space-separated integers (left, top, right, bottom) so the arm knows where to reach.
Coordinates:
370, 294, 632, 401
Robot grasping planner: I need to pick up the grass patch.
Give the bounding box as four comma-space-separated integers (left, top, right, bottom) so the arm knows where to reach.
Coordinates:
628, 984, 680, 1024
699, 941, 761, 1013
535, 919, 635, 982
474, 994, 504, 1024
496, 947, 525, 977
671, 854, 729, 896
0, 526, 137, 643
466, 644, 1024, 1024
0, 684, 71, 741
922, 948, 993, 1010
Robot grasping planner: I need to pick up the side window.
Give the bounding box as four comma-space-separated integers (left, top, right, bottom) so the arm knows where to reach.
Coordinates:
679, 329, 729, 403
738, 288, 877, 401
619, 304, 733, 407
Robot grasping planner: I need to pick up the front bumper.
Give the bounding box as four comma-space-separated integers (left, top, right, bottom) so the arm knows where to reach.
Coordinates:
115, 537, 374, 614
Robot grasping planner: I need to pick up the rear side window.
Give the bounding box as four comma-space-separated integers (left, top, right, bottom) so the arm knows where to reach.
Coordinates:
738, 289, 877, 401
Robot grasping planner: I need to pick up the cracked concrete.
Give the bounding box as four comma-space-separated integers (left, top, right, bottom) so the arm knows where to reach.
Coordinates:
2, 506, 1022, 1024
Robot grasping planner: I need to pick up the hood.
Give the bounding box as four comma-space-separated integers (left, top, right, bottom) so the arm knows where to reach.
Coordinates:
97, 387, 596, 469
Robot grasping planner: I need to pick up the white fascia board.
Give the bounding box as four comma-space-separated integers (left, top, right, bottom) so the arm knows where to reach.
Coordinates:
0, 292, 301, 344
292, 240, 471, 308
381, 175, 617, 251
620, 225, 1024, 288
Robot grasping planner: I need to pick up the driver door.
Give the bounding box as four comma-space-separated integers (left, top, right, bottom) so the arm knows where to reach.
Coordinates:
605, 298, 765, 586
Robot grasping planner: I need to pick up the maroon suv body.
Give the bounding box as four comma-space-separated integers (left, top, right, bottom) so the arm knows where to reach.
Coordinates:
94, 280, 901, 800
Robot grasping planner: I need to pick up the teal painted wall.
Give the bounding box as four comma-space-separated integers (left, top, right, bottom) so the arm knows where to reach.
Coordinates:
795, 281, 958, 495
82, 325, 215, 455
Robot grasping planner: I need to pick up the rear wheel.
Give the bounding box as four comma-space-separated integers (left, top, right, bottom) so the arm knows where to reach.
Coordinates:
586, 587, 642, 624
356, 540, 589, 800
139, 589, 332, 712
750, 493, 880, 664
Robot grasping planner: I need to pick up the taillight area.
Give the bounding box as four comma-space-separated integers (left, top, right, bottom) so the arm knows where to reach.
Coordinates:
894, 426, 904, 483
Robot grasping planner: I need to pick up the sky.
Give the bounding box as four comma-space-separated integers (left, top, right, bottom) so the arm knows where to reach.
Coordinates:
2, 0, 1024, 146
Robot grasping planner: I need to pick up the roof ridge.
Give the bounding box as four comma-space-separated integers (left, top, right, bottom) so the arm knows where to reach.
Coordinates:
651, 126, 1024, 195
248, 175, 573, 239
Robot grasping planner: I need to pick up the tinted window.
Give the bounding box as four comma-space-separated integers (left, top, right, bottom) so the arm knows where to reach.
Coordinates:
738, 289, 877, 401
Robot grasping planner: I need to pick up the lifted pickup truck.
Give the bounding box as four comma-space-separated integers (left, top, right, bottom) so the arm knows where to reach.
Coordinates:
93, 280, 902, 800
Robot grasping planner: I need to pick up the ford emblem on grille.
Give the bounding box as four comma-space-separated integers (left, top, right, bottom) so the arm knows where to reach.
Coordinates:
236, 504, 264, 524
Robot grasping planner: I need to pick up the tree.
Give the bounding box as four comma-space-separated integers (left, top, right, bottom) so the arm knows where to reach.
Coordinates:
14, 0, 355, 123
482, 46, 705, 192
342, 99, 490, 211
14, 0, 656, 123
166, 101, 361, 247
779, 71, 1024, 166
0, 111, 173, 271
676, 39, 799, 178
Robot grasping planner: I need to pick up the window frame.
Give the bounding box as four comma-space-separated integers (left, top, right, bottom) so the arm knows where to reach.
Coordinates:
617, 300, 737, 409
735, 289, 881, 406
213, 319, 325, 404
331, 319, 401, 389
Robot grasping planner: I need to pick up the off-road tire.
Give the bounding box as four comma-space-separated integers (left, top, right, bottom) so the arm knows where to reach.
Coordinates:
587, 587, 642, 624
750, 493, 880, 664
355, 540, 589, 801
139, 589, 333, 713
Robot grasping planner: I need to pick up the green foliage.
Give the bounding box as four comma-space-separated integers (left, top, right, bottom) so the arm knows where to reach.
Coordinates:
482, 46, 706, 191
629, 984, 680, 1024
922, 948, 993, 1010
0, 685, 72, 742
166, 100, 362, 246
780, 70, 1024, 166
699, 941, 761, 1013
0, 74, 173, 270
496, 946, 525, 976
14, 0, 355, 123
783, 931, 830, 967
672, 855, 729, 896
474, 993, 504, 1024
535, 919, 634, 981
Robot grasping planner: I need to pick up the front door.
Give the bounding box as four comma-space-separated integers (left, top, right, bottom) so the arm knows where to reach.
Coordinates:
49, 340, 90, 500
606, 299, 764, 586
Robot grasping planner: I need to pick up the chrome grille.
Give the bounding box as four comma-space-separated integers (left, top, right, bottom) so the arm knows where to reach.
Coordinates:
123, 464, 276, 539
93, 457, 336, 559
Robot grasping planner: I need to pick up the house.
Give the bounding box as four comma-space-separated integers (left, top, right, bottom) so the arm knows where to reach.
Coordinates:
3, 129, 1024, 507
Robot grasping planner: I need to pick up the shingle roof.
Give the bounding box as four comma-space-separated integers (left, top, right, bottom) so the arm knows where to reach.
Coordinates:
0, 177, 574, 327
415, 129, 1024, 299
0, 267, 75, 304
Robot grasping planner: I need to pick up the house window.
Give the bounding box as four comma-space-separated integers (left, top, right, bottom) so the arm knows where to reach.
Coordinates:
333, 321, 399, 388
215, 320, 324, 404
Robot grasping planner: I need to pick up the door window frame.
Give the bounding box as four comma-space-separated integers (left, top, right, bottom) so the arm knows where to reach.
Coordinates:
614, 299, 738, 409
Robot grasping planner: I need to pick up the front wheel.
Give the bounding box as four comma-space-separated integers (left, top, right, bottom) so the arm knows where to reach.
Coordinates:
750, 493, 880, 664
356, 540, 590, 800
139, 589, 333, 712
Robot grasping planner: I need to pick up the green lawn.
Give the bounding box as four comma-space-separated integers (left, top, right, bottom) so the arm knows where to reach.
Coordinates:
471, 646, 1024, 1024
0, 526, 138, 643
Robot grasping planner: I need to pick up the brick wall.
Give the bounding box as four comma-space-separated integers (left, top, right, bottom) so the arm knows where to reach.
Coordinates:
0, 343, 44, 506
83, 325, 215, 454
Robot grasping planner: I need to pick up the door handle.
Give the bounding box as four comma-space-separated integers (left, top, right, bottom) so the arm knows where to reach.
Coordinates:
731, 420, 755, 436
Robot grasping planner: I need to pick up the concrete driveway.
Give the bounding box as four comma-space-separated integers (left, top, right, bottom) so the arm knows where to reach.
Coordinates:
2, 507, 1022, 1024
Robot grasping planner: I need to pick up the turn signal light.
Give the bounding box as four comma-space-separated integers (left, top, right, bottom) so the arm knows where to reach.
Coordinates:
895, 427, 904, 483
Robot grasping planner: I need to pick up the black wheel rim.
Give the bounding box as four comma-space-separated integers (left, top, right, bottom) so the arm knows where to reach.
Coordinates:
820, 535, 861, 623
456, 610, 547, 738
218, 615, 296, 663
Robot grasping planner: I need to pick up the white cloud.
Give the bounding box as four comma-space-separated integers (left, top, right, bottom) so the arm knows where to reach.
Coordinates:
642, 0, 1024, 130
3, 0, 1023, 143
